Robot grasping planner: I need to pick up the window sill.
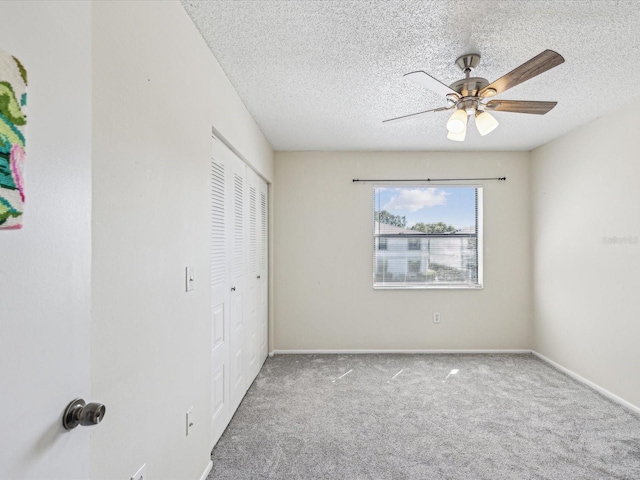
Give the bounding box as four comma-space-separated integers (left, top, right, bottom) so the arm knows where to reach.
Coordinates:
373, 283, 483, 290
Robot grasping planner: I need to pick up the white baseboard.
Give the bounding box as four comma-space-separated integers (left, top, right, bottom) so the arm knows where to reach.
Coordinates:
199, 460, 213, 480
272, 349, 532, 355
532, 351, 640, 416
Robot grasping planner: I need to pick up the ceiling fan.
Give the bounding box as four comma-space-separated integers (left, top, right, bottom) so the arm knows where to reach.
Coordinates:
383, 50, 565, 141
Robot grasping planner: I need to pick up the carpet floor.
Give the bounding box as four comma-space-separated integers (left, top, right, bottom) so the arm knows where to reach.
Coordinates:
208, 354, 640, 479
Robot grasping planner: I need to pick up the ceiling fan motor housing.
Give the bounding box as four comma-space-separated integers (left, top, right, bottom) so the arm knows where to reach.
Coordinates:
449, 77, 490, 98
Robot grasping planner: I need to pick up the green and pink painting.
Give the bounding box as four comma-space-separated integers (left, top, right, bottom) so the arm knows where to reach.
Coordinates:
0, 48, 27, 229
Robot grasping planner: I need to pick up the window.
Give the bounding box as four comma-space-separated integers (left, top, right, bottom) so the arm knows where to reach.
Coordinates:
373, 186, 483, 289
407, 238, 421, 250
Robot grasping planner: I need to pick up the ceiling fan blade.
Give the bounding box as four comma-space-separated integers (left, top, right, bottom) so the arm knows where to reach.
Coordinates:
383, 106, 451, 124
479, 50, 565, 98
404, 71, 460, 98
485, 100, 557, 115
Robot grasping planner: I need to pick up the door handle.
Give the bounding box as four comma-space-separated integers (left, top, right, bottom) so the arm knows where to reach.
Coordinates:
257, 275, 260, 279
231, 286, 236, 292
63, 398, 106, 430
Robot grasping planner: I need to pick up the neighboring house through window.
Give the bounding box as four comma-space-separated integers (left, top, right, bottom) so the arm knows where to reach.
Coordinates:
407, 238, 421, 250
373, 185, 483, 289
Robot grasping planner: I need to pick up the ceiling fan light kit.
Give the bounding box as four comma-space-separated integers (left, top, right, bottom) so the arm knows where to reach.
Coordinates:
384, 50, 565, 142
475, 111, 499, 136
446, 108, 468, 134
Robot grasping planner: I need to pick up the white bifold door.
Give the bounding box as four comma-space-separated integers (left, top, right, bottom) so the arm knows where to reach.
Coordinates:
210, 136, 268, 446
245, 167, 269, 382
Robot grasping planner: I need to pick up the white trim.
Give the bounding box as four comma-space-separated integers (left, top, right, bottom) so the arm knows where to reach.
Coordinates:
272, 349, 532, 355
476, 187, 484, 287
211, 128, 248, 168
532, 351, 640, 415
211, 128, 268, 184
199, 460, 213, 480
373, 284, 484, 290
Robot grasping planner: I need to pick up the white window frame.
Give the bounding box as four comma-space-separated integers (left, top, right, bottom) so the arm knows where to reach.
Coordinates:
373, 185, 483, 290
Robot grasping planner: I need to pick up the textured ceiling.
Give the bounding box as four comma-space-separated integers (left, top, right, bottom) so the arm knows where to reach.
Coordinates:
181, 0, 640, 152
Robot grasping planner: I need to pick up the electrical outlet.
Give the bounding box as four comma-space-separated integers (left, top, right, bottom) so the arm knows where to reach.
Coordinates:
131, 463, 146, 480
186, 407, 194, 436
433, 312, 441, 323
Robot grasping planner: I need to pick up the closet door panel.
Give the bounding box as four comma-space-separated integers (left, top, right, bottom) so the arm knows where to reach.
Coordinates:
246, 170, 264, 380
258, 179, 269, 361
245, 169, 261, 381
228, 153, 247, 411
210, 140, 231, 444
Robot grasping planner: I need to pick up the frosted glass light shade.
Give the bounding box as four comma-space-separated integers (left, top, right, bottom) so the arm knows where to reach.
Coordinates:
447, 129, 466, 142
475, 111, 499, 136
446, 109, 467, 134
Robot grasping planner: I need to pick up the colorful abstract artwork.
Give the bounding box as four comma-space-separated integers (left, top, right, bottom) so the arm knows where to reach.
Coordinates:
0, 49, 27, 230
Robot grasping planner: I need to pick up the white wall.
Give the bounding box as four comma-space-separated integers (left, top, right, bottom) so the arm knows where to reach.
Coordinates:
0, 2, 92, 478
532, 105, 640, 409
274, 151, 531, 351
91, 2, 272, 479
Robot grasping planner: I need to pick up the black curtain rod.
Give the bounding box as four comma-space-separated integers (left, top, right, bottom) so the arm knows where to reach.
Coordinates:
352, 177, 506, 183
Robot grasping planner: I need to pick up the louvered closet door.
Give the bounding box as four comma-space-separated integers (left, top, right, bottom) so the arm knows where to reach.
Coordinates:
245, 169, 267, 381
244, 169, 260, 379
210, 136, 268, 448
228, 151, 247, 413
210, 138, 231, 444
258, 178, 269, 360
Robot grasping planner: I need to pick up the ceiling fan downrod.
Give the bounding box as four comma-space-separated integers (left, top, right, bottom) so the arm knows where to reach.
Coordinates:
449, 53, 490, 100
